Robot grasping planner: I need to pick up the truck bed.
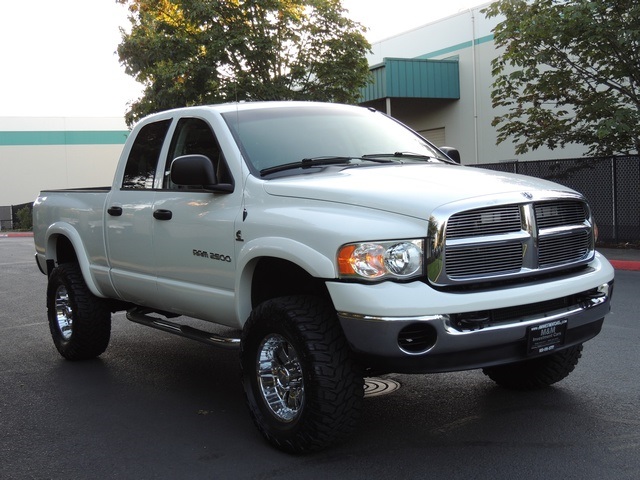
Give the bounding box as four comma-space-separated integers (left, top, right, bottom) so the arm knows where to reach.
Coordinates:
39, 186, 111, 193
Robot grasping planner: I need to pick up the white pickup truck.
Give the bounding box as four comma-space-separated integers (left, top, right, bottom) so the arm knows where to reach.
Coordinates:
34, 102, 614, 453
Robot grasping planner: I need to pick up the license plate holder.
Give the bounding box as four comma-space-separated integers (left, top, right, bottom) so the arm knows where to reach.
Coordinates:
526, 319, 568, 355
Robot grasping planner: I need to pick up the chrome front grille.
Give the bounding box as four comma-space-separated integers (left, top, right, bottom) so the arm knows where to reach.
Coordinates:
539, 230, 591, 267
427, 193, 594, 286
446, 243, 523, 278
534, 201, 587, 228
447, 205, 521, 239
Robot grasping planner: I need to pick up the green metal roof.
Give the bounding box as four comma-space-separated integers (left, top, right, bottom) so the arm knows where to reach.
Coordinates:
360, 57, 460, 103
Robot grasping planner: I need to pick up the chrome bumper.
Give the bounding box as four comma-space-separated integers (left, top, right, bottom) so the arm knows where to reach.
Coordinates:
337, 281, 613, 374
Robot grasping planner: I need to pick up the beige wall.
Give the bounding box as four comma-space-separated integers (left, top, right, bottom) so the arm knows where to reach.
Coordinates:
0, 117, 126, 205
0, 144, 123, 205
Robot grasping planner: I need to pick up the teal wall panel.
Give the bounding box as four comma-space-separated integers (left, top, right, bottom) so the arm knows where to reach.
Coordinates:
0, 130, 129, 146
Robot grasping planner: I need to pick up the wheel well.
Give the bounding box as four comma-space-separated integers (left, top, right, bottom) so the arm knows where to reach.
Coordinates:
55, 235, 78, 266
45, 235, 79, 275
251, 257, 330, 309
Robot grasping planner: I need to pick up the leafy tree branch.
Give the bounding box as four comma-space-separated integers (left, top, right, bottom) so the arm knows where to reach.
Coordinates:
486, 0, 640, 156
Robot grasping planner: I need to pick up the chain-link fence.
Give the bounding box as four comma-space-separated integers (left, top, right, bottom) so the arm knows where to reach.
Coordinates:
0, 205, 12, 231
0, 202, 33, 231
474, 156, 640, 245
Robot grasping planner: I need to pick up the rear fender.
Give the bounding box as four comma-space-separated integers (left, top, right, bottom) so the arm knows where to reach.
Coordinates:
44, 222, 107, 298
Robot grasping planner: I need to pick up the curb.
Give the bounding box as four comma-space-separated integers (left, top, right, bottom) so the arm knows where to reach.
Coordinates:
609, 260, 640, 272
0, 232, 34, 238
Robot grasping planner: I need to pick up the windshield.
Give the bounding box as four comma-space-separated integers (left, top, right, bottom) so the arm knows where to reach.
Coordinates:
221, 105, 446, 175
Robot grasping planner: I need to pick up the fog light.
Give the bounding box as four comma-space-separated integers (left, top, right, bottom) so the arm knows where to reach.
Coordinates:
398, 323, 437, 354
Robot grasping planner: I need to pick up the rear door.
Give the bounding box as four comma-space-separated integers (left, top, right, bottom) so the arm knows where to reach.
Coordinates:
105, 118, 172, 305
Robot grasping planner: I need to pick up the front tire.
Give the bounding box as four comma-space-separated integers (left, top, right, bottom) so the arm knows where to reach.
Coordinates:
47, 263, 111, 360
240, 296, 364, 453
482, 344, 583, 390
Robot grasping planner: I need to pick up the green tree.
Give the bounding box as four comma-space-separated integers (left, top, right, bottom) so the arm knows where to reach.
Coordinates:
117, 0, 371, 126
486, 0, 640, 156
15, 206, 32, 231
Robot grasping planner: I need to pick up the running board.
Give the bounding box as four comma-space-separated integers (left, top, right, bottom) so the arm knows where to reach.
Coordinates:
126, 308, 240, 349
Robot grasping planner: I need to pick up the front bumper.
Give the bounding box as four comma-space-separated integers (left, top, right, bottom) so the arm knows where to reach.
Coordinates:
327, 254, 614, 374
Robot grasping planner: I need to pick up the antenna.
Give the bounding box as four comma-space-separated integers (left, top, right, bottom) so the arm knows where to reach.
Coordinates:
234, 79, 249, 224
220, 64, 248, 223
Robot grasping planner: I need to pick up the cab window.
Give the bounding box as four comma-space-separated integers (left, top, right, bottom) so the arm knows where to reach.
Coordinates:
163, 118, 231, 189
122, 119, 171, 189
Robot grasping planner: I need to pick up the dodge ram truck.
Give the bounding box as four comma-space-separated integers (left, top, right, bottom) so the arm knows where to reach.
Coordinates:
33, 102, 614, 453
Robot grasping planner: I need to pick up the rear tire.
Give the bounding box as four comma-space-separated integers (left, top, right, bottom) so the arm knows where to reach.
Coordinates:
47, 263, 111, 360
482, 344, 583, 390
240, 295, 363, 453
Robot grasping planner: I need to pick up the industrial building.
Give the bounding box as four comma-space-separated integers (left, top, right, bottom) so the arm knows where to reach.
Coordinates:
359, 1, 586, 164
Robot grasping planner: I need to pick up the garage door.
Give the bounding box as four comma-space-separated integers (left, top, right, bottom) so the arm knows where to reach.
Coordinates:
418, 127, 446, 147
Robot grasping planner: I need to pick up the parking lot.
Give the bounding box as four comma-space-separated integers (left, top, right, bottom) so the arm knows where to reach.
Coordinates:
1, 237, 639, 479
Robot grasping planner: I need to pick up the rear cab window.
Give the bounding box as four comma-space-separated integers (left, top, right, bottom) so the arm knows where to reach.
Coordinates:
122, 119, 172, 189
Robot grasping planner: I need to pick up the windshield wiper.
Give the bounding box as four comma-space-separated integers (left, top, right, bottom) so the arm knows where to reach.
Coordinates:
260, 156, 355, 176
363, 151, 458, 164
260, 155, 402, 176
260, 155, 399, 175
363, 152, 434, 161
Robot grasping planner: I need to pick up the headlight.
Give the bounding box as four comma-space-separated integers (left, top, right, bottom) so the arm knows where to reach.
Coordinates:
337, 239, 424, 281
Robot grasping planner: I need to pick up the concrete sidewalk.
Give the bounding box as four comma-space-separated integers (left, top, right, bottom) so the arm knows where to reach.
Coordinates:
2, 231, 639, 271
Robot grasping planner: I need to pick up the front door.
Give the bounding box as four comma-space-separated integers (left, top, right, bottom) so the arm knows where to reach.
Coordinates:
151, 117, 240, 325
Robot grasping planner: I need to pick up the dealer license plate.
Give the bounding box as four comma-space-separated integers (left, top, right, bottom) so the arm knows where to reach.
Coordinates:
526, 319, 568, 355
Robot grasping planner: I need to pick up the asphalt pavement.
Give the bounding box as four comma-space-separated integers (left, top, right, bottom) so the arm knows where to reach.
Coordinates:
1, 236, 639, 480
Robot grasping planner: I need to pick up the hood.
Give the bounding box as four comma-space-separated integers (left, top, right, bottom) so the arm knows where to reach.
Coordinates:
262, 164, 577, 219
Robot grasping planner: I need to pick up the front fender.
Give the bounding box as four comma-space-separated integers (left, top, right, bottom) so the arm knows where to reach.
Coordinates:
234, 236, 335, 325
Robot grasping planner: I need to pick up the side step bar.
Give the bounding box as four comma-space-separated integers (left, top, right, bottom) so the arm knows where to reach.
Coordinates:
126, 308, 241, 349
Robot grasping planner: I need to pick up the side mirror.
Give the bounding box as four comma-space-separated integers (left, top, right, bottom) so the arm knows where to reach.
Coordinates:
170, 154, 233, 192
439, 147, 461, 164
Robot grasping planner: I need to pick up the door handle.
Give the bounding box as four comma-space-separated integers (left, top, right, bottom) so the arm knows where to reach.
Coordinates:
107, 206, 123, 216
153, 209, 173, 221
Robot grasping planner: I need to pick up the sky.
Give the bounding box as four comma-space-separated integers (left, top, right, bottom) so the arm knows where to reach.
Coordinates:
0, 0, 488, 118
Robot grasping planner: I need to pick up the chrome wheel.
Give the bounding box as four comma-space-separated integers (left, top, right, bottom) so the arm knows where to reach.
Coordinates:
257, 334, 304, 422
54, 285, 73, 340
47, 263, 111, 360
241, 296, 364, 452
